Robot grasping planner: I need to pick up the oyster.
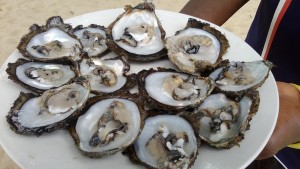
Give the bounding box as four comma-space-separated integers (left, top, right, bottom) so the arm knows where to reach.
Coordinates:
209, 60, 273, 94
138, 68, 215, 110
79, 52, 135, 94
106, 2, 167, 61
6, 77, 90, 135
6, 58, 79, 93
165, 18, 229, 74
69, 93, 146, 158
74, 24, 108, 57
17, 16, 82, 61
124, 109, 200, 169
196, 91, 259, 148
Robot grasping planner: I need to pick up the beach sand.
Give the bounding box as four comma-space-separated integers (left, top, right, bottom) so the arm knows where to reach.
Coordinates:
0, 0, 259, 168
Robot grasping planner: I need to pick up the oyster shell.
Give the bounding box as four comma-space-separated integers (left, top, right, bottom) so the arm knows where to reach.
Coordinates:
196, 91, 260, 148
74, 24, 108, 57
6, 77, 90, 135
6, 58, 79, 94
138, 68, 215, 110
209, 60, 273, 95
106, 2, 167, 61
69, 93, 146, 158
165, 18, 229, 74
124, 109, 201, 169
79, 52, 135, 94
17, 16, 82, 61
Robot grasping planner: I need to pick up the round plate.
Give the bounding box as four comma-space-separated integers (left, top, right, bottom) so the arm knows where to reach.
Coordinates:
0, 9, 279, 169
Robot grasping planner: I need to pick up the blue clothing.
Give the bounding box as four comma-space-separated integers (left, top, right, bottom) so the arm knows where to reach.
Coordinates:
245, 0, 300, 168
246, 0, 300, 84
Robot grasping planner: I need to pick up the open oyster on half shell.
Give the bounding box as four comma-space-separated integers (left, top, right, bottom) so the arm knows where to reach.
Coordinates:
195, 91, 259, 148
17, 16, 82, 61
124, 109, 201, 169
106, 2, 167, 61
138, 68, 215, 110
165, 18, 229, 74
6, 58, 79, 94
6, 76, 90, 136
79, 52, 135, 94
69, 93, 146, 158
74, 24, 108, 57
209, 60, 273, 95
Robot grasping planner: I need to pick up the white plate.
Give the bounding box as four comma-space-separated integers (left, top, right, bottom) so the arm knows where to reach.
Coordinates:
0, 9, 279, 169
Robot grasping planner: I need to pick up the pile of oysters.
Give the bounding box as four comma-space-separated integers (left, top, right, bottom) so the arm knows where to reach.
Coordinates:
5, 2, 273, 169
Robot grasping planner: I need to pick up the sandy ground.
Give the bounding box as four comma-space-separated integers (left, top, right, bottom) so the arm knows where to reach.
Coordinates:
0, 0, 259, 168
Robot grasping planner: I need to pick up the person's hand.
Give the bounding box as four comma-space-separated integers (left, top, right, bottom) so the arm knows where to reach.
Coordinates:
257, 82, 300, 160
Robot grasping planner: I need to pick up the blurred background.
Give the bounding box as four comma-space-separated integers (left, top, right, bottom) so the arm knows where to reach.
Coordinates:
0, 0, 259, 168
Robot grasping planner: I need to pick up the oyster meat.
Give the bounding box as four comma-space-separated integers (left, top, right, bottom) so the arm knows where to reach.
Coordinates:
6, 77, 90, 135
18, 16, 82, 61
138, 68, 214, 110
69, 93, 146, 158
6, 58, 78, 93
209, 60, 273, 94
165, 18, 229, 74
74, 24, 108, 57
196, 91, 259, 148
125, 110, 200, 169
106, 2, 167, 61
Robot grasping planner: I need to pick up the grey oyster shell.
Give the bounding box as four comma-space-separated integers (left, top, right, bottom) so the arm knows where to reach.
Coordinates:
124, 109, 201, 169
196, 90, 260, 148
78, 52, 136, 94
138, 68, 215, 110
165, 18, 229, 74
17, 16, 82, 61
74, 24, 109, 57
209, 60, 273, 95
106, 2, 167, 61
6, 58, 79, 94
6, 77, 90, 136
69, 92, 146, 158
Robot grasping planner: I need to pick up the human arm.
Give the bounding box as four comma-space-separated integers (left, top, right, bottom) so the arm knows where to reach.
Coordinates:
257, 82, 300, 159
180, 0, 249, 25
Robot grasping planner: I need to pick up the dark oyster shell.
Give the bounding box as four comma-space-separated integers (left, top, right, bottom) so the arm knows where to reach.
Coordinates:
6, 77, 90, 136
17, 16, 83, 61
138, 67, 215, 110
123, 109, 201, 169
78, 54, 136, 95
74, 24, 109, 57
6, 58, 79, 94
196, 90, 260, 149
69, 92, 147, 158
166, 18, 230, 73
106, 2, 167, 61
209, 60, 274, 96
